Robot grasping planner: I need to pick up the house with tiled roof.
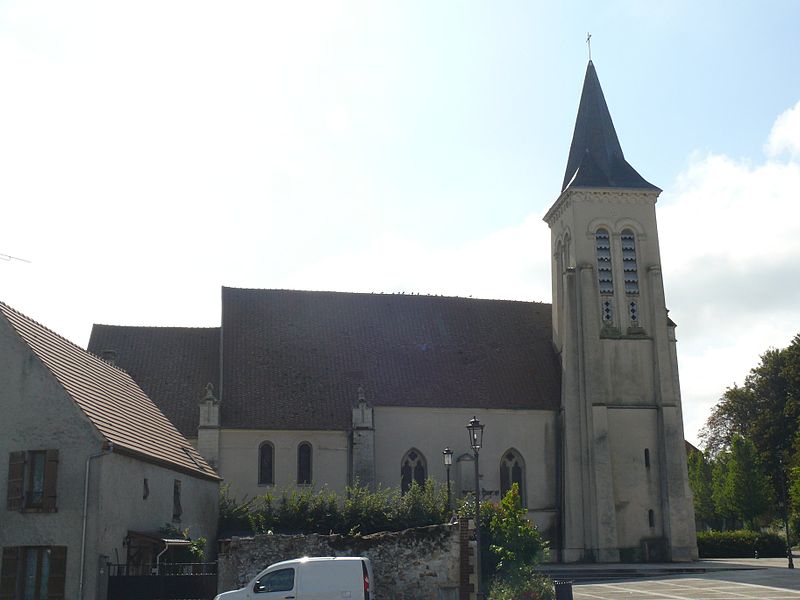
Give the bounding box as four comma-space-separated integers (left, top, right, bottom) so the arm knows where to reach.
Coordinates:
0, 302, 220, 600
87, 61, 697, 563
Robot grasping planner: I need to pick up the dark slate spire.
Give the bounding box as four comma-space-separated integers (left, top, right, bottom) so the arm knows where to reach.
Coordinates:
562, 61, 659, 192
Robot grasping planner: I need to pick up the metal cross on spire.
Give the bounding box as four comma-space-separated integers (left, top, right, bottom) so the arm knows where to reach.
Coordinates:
586, 32, 592, 61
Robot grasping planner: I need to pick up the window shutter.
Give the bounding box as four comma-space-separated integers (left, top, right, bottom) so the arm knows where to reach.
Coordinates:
46, 546, 67, 600
42, 450, 59, 512
0, 547, 20, 600
6, 452, 25, 511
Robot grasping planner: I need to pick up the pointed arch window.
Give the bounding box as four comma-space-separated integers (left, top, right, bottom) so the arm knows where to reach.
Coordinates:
499, 449, 526, 506
259, 442, 274, 485
297, 442, 312, 485
595, 228, 614, 295
621, 229, 639, 295
401, 449, 427, 493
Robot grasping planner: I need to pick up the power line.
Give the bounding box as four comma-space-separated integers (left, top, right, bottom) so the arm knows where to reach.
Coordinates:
0, 253, 31, 264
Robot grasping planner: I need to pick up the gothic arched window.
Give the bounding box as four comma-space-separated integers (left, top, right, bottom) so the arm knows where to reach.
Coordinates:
621, 229, 639, 295
595, 228, 614, 295
258, 442, 274, 485
401, 449, 427, 493
499, 449, 526, 506
297, 442, 312, 485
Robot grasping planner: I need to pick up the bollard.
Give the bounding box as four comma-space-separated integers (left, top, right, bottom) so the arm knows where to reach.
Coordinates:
554, 579, 574, 600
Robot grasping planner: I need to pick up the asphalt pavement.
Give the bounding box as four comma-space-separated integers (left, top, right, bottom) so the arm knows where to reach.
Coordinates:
565, 559, 800, 599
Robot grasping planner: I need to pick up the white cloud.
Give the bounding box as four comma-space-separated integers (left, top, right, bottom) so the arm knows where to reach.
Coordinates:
660, 102, 800, 446
766, 100, 800, 159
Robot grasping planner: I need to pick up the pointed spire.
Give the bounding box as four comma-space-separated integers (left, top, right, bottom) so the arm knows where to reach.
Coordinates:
562, 61, 659, 192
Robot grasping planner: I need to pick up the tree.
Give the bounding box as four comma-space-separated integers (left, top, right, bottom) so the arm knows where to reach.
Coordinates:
713, 436, 773, 530
687, 449, 716, 527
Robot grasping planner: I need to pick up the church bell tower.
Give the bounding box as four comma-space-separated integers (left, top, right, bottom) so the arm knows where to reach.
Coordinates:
544, 61, 697, 562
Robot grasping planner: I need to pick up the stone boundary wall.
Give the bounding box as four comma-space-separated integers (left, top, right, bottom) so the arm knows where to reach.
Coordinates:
218, 520, 477, 600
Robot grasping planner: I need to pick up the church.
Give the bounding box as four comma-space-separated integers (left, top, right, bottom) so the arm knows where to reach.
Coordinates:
87, 61, 698, 563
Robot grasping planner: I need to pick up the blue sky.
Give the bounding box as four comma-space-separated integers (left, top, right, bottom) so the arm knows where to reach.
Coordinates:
2, 1, 800, 445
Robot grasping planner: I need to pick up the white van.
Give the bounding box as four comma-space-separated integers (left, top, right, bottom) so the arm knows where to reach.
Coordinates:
214, 556, 374, 600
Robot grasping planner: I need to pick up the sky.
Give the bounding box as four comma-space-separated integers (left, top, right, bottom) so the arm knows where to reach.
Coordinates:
2, 1, 800, 447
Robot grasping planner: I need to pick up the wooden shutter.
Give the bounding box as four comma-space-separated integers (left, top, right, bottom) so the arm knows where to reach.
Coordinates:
6, 452, 25, 511
42, 450, 59, 512
0, 547, 20, 600
46, 546, 67, 600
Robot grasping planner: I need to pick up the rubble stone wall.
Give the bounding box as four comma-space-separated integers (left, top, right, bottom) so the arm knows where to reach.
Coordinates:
218, 522, 474, 600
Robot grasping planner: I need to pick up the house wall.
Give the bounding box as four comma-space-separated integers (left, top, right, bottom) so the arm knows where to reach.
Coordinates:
373, 406, 559, 535
0, 317, 220, 600
0, 314, 104, 600
217, 429, 350, 501
88, 452, 219, 597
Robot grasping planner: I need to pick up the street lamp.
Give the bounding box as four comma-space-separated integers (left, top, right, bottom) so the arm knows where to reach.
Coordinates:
443, 447, 453, 511
467, 416, 485, 599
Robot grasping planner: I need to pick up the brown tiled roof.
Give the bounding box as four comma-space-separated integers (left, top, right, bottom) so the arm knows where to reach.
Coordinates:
221, 288, 560, 430
0, 302, 219, 481
88, 325, 219, 439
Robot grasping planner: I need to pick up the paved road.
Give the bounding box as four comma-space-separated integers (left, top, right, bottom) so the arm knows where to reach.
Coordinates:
573, 563, 800, 599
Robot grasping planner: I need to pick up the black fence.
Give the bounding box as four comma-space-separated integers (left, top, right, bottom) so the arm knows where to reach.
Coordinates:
107, 562, 218, 600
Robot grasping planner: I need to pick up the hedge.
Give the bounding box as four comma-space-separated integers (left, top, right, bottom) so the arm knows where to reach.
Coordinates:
697, 530, 787, 558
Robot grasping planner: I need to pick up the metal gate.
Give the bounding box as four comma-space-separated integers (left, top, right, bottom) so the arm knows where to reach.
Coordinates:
107, 562, 218, 600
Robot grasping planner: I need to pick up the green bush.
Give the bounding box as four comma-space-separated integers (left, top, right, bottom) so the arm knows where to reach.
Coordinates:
223, 480, 449, 537
488, 565, 554, 600
697, 530, 786, 558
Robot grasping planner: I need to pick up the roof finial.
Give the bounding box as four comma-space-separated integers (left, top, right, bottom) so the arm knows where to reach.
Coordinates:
586, 32, 592, 62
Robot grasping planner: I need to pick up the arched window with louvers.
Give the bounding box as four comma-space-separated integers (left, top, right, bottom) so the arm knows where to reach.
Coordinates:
620, 228, 640, 326
595, 228, 614, 324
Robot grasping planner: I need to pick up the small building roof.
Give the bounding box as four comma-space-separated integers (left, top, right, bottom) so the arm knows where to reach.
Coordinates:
88, 325, 219, 439
562, 61, 659, 193
0, 302, 219, 481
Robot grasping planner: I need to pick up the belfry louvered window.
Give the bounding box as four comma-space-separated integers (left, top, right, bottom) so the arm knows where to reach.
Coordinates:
621, 229, 639, 295
595, 229, 613, 295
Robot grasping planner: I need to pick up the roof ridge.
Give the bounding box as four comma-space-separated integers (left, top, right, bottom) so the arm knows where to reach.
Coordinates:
92, 323, 219, 332
0, 302, 131, 375
222, 287, 551, 305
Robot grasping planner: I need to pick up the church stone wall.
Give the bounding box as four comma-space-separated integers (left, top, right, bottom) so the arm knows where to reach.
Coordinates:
218, 523, 470, 600
373, 407, 558, 521
607, 408, 662, 550
217, 429, 350, 500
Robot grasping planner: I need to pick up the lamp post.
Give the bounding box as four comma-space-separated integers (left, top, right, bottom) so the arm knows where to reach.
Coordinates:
443, 447, 453, 512
467, 416, 485, 599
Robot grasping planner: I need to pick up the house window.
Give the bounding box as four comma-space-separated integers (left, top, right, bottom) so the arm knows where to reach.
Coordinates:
6, 450, 59, 512
644, 448, 651, 469
297, 443, 312, 485
400, 449, 427, 493
0, 546, 67, 600
172, 480, 182, 522
595, 228, 614, 295
143, 479, 149, 500
259, 442, 274, 485
648, 509, 655, 528
499, 449, 526, 506
621, 229, 639, 295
